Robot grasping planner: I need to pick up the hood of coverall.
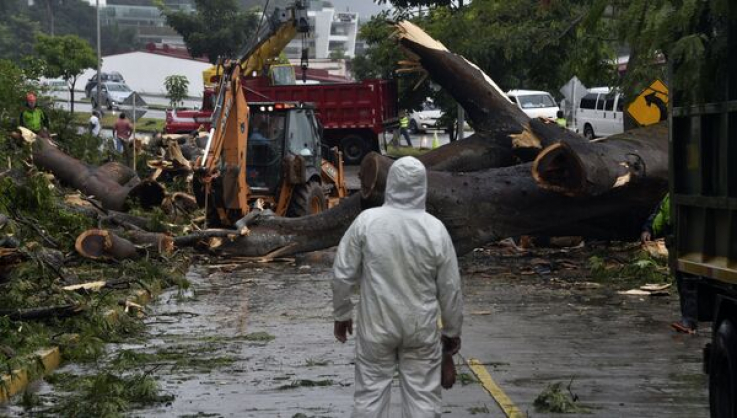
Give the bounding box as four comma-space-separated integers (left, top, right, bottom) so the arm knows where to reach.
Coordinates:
383, 156, 427, 210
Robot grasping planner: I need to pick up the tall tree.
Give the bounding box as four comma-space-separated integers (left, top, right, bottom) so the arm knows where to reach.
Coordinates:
0, 15, 41, 63
355, 1, 616, 134
160, 0, 260, 64
34, 34, 97, 113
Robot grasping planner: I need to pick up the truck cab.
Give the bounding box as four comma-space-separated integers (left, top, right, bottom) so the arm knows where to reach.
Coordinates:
245, 102, 322, 195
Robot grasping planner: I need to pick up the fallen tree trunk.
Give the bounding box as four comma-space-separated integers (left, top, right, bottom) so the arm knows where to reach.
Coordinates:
0, 304, 84, 321
215, 121, 668, 258
393, 21, 580, 163
532, 123, 668, 196
75, 229, 140, 260
360, 151, 666, 255
186, 22, 668, 259
30, 134, 165, 211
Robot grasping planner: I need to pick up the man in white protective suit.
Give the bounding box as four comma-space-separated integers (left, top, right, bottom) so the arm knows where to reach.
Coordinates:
332, 156, 464, 418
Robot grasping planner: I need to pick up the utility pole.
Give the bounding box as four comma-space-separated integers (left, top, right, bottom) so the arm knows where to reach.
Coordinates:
96, 0, 102, 112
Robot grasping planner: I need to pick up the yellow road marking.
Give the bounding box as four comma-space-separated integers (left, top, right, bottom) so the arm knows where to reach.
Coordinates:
466, 357, 524, 418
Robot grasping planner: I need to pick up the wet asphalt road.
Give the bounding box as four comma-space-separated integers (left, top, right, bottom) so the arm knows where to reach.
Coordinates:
1, 245, 709, 417
127, 245, 707, 417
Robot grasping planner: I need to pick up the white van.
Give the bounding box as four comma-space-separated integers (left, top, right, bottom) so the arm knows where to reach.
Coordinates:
506, 90, 560, 119
575, 87, 625, 139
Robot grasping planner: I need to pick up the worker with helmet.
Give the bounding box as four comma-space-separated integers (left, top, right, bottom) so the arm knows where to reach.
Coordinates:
19, 92, 50, 134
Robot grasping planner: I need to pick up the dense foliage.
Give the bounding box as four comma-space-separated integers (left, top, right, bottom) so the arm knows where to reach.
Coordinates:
0, 0, 140, 63
159, 0, 260, 64
358, 0, 731, 121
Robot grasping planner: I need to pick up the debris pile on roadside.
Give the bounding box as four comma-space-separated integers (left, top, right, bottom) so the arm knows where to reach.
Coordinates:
0, 125, 201, 409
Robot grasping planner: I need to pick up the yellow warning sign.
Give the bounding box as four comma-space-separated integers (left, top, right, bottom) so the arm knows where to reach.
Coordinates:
627, 79, 669, 126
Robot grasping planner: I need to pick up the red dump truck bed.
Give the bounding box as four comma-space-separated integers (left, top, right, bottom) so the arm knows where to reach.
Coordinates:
165, 78, 397, 164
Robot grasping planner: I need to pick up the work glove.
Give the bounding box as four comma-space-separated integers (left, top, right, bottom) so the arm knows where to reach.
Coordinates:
334, 319, 353, 343
441, 336, 461, 389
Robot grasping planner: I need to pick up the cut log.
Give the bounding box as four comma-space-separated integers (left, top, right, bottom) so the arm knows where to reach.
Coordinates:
532, 123, 668, 196
125, 230, 175, 254
96, 161, 139, 187
75, 229, 140, 260
30, 134, 165, 211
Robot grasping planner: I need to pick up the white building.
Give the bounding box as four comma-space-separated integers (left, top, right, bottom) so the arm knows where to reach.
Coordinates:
284, 7, 359, 60
79, 51, 210, 98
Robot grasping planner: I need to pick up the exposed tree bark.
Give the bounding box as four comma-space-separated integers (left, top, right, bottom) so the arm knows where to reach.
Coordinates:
174, 228, 249, 248
360, 149, 666, 255
532, 123, 668, 196
75, 229, 140, 261
0, 304, 84, 321
0, 248, 25, 282
393, 21, 581, 163
125, 231, 175, 254
30, 134, 165, 211
162, 192, 199, 216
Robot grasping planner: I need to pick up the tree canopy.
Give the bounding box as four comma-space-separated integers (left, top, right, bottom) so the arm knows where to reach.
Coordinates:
0, 0, 140, 64
357, 0, 728, 123
160, 0, 260, 64
35, 34, 97, 113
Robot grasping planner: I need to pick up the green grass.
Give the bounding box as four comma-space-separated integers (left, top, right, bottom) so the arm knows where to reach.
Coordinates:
72, 112, 164, 133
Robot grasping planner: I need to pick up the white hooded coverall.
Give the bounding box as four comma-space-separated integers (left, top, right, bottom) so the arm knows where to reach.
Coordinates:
333, 156, 463, 418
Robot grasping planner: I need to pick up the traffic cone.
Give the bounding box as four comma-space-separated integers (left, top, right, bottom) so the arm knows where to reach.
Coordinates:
420, 135, 428, 150
432, 131, 440, 149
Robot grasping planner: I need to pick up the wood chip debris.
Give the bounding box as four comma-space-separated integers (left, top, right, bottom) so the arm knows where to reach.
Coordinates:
618, 283, 672, 296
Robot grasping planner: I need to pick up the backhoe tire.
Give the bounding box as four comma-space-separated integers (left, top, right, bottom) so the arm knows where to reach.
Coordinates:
710, 318, 737, 418
341, 135, 367, 165
288, 181, 326, 217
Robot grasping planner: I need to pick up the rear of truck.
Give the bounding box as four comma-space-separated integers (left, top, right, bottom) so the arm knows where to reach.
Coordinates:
670, 6, 737, 417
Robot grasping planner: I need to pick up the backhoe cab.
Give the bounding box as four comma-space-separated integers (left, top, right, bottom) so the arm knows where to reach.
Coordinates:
194, 102, 347, 227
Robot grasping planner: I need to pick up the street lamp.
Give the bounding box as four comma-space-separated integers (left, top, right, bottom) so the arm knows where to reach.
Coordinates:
96, 0, 101, 112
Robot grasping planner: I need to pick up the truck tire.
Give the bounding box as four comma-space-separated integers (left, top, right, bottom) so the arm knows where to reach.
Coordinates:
410, 119, 420, 134
710, 318, 737, 418
584, 124, 595, 141
341, 135, 367, 165
288, 180, 325, 217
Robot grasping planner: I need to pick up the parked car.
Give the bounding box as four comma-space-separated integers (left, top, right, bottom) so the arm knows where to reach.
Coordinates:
89, 82, 133, 110
40, 79, 67, 91
409, 99, 442, 133
85, 71, 125, 98
39, 79, 69, 104
506, 89, 560, 119
574, 87, 625, 140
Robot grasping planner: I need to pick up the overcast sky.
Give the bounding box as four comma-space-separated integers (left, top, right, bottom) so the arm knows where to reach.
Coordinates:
328, 0, 390, 19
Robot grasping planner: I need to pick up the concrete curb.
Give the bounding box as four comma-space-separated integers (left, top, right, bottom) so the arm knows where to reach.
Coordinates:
0, 288, 156, 404
0, 347, 61, 403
